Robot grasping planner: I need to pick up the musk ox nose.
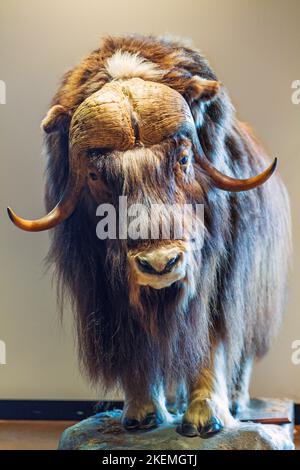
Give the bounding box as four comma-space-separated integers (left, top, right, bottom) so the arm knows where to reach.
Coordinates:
136, 250, 181, 275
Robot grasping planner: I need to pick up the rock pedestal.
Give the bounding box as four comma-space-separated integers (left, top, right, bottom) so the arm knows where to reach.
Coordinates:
58, 399, 294, 450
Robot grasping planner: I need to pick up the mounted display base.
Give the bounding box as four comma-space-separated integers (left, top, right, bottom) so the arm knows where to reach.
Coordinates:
58, 398, 294, 450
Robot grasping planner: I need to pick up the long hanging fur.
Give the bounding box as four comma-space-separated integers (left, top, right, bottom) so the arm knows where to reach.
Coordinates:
44, 34, 291, 399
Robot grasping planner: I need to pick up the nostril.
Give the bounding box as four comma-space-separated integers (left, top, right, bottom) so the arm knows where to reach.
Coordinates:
136, 254, 181, 275
136, 257, 157, 275
163, 254, 181, 273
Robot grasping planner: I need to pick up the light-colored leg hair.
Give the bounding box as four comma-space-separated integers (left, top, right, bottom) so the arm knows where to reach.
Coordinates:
231, 356, 253, 415
181, 341, 236, 437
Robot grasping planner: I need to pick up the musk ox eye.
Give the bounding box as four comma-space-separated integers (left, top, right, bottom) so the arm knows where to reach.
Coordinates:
178, 155, 189, 166
89, 172, 98, 181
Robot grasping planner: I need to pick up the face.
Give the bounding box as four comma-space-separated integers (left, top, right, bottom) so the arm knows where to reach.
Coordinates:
86, 136, 204, 291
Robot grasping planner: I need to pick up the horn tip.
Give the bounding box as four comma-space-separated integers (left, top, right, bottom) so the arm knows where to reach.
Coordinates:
272, 157, 278, 172
7, 207, 15, 223
7, 206, 23, 229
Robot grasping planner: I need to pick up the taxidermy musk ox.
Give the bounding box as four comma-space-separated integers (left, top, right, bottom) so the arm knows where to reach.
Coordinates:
8, 34, 291, 438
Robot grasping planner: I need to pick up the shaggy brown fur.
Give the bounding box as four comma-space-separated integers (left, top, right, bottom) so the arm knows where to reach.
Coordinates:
44, 35, 290, 424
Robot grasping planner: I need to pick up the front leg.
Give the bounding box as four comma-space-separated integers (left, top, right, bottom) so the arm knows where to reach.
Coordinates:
181, 342, 236, 438
122, 383, 165, 431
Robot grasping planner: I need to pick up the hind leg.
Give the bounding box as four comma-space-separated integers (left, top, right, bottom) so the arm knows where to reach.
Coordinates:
231, 356, 253, 417
166, 380, 187, 415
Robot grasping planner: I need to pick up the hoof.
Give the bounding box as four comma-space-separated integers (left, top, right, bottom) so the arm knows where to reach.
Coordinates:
199, 416, 223, 438
123, 413, 161, 431
166, 401, 187, 415
179, 422, 199, 437
140, 412, 161, 430
123, 418, 140, 430
166, 403, 177, 415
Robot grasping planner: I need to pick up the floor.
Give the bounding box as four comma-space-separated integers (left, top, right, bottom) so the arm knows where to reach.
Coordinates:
0, 420, 76, 450
0, 421, 299, 450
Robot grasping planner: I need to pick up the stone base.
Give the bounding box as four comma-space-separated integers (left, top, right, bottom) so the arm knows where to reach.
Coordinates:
58, 399, 294, 450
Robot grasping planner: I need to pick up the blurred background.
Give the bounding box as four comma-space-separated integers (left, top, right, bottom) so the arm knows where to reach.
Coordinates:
0, 0, 299, 404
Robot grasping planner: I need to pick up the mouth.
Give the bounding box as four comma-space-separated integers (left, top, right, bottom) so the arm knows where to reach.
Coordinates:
141, 274, 185, 290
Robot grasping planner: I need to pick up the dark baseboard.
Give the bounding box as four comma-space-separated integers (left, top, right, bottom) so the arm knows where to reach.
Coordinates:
295, 402, 300, 425
0, 400, 99, 421
0, 400, 299, 425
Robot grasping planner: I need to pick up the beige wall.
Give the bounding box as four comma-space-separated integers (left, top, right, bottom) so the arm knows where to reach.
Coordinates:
0, 0, 299, 401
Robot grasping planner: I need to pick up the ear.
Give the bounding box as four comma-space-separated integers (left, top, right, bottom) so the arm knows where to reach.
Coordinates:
184, 76, 221, 103
41, 105, 71, 133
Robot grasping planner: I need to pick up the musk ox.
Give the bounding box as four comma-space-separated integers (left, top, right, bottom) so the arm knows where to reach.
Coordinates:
8, 34, 291, 438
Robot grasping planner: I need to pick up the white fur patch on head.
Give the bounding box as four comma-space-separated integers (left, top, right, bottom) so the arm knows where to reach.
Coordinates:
105, 50, 164, 81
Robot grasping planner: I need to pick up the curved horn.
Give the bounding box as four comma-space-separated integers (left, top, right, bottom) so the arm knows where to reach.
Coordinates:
7, 148, 86, 232
200, 153, 277, 192
7, 82, 135, 233
193, 138, 277, 192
